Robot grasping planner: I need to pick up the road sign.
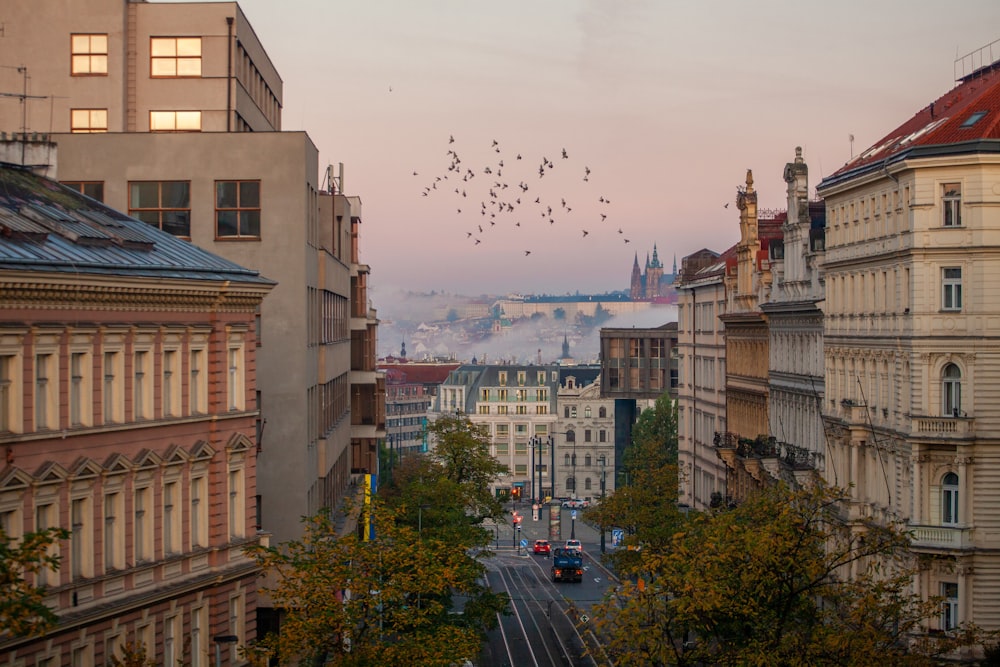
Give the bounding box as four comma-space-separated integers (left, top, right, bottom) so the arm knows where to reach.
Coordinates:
520, 538, 528, 548
612, 528, 624, 547
571, 510, 577, 520
580, 614, 590, 623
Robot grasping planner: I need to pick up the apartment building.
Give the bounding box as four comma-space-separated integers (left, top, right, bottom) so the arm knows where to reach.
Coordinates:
379, 359, 462, 458
675, 248, 731, 509
554, 370, 616, 500
0, 161, 273, 666
0, 0, 381, 548
816, 46, 1000, 638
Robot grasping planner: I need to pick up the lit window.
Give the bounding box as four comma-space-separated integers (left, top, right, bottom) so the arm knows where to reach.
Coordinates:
942, 183, 962, 227
149, 110, 202, 132
942, 363, 962, 417
942, 472, 959, 526
71, 34, 108, 75
129, 181, 191, 236
70, 109, 108, 133
150, 37, 202, 77
942, 267, 962, 311
216, 180, 261, 239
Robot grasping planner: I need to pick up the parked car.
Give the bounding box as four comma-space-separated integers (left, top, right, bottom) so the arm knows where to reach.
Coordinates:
561, 498, 590, 509
564, 539, 583, 554
533, 539, 551, 555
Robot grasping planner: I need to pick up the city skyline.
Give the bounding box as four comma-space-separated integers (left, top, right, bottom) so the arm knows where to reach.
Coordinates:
162, 2, 998, 295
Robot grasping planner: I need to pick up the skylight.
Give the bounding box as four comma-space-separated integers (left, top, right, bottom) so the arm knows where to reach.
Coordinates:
961, 111, 988, 128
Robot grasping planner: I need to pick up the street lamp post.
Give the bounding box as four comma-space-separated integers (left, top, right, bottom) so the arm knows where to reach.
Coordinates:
213, 634, 238, 667
530, 436, 537, 504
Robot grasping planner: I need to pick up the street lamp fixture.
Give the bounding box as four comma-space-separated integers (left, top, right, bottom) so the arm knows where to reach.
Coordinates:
213, 634, 238, 667
599, 455, 607, 553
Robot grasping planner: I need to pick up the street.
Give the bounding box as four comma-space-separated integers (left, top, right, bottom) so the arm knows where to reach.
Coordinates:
477, 504, 617, 666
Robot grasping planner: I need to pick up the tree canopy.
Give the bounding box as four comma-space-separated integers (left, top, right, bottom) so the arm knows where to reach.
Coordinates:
0, 526, 69, 638
593, 480, 989, 666
247, 413, 508, 665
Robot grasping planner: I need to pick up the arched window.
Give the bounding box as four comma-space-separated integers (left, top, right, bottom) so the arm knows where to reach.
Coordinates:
599, 407, 607, 418
585, 406, 592, 418
942, 472, 959, 526
564, 453, 570, 466
585, 454, 592, 467
566, 429, 576, 443
567, 477, 575, 492
943, 363, 962, 417
585, 478, 592, 491
571, 453, 577, 466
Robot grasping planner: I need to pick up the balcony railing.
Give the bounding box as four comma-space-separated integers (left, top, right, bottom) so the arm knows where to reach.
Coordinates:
909, 524, 974, 550
910, 415, 974, 438
713, 432, 817, 470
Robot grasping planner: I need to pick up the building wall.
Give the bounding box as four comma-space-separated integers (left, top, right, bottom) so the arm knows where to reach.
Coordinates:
0, 0, 280, 136
0, 262, 267, 665
554, 377, 616, 500
820, 151, 1000, 631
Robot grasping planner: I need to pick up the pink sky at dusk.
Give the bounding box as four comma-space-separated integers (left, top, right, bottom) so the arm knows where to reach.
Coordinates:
177, 0, 1000, 297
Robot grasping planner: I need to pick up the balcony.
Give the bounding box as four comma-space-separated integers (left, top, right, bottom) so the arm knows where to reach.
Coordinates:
909, 524, 974, 551
910, 415, 974, 439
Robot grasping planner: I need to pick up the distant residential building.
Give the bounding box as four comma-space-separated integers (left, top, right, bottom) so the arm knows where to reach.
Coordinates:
0, 161, 273, 666
379, 358, 461, 457
675, 248, 732, 509
555, 372, 616, 500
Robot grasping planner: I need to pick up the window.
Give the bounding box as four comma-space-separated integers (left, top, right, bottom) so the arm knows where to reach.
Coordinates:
517, 371, 526, 386
163, 349, 179, 417
62, 181, 104, 202
514, 464, 527, 475
228, 469, 244, 539
942, 183, 962, 227
942, 268, 962, 311
495, 442, 509, 456
564, 406, 570, 418
478, 405, 490, 415
190, 476, 207, 548
498, 372, 507, 387
584, 406, 591, 418
496, 424, 509, 437
71, 34, 108, 75
162, 481, 179, 555
1, 352, 21, 433
943, 363, 962, 417
189, 347, 207, 414
70, 351, 91, 427
133, 350, 151, 420
599, 429, 606, 443
149, 110, 202, 132
228, 345, 245, 411
70, 109, 108, 133
103, 492, 124, 571
941, 582, 959, 631
34, 353, 56, 430
537, 371, 545, 385
537, 388, 547, 401
585, 429, 592, 442
134, 487, 152, 562
585, 454, 592, 466
515, 405, 527, 415
535, 405, 547, 414
129, 181, 191, 236
599, 406, 607, 418
216, 180, 261, 239
585, 478, 592, 491
942, 472, 959, 526
34, 503, 57, 586
497, 405, 508, 415
566, 429, 575, 443
150, 37, 201, 77
570, 406, 577, 418
480, 389, 489, 401
163, 614, 180, 666
70, 497, 92, 579
190, 606, 208, 667
103, 350, 123, 424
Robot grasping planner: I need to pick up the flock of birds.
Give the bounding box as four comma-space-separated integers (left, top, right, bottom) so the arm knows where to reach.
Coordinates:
414, 135, 628, 256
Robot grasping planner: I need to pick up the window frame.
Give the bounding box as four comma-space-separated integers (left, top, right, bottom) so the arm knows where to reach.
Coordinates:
941, 582, 959, 631
942, 183, 962, 228
70, 108, 108, 133
129, 180, 191, 236
942, 363, 962, 417
942, 472, 960, 526
942, 267, 963, 312
149, 110, 202, 132
215, 180, 262, 240
70, 33, 108, 76
62, 181, 105, 202
150, 36, 202, 78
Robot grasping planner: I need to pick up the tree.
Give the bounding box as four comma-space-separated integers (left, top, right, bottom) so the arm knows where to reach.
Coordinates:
247, 507, 506, 666
446, 308, 459, 323
593, 480, 988, 666
248, 414, 509, 665
0, 526, 70, 638
553, 307, 566, 320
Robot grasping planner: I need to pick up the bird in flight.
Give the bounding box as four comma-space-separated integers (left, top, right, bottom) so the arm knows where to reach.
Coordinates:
449, 135, 454, 143
601, 213, 607, 221
524, 250, 531, 256
562, 148, 568, 159
624, 238, 630, 243
618, 228, 623, 234
475, 239, 482, 245
582, 230, 589, 237
724, 202, 729, 208
466, 232, 473, 238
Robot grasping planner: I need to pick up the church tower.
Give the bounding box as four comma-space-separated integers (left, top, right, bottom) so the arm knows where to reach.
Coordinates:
646, 244, 664, 298
630, 252, 643, 300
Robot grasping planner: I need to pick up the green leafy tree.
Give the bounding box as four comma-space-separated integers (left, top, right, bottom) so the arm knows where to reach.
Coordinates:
630, 391, 678, 465
593, 481, 990, 666
0, 526, 70, 638
553, 307, 566, 320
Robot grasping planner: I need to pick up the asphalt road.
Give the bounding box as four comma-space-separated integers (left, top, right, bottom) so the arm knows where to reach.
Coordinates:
477, 504, 618, 666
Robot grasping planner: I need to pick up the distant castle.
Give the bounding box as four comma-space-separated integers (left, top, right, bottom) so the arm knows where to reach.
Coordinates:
630, 244, 678, 301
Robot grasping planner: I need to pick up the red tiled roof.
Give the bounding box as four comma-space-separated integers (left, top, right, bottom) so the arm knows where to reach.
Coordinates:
378, 362, 461, 385
825, 62, 1000, 185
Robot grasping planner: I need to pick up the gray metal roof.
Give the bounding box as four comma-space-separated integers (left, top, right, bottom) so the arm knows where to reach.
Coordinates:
0, 163, 274, 285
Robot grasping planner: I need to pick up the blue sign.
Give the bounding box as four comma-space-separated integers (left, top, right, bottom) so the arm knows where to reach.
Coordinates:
571, 510, 577, 520
520, 538, 528, 548
611, 528, 624, 547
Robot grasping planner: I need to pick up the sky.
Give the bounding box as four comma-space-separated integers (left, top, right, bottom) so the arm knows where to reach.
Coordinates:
190, 1, 1000, 298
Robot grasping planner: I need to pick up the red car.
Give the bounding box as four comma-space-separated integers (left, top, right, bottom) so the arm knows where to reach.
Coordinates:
533, 539, 551, 555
